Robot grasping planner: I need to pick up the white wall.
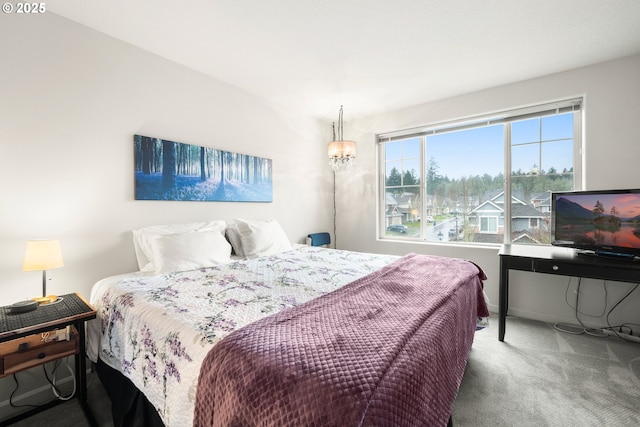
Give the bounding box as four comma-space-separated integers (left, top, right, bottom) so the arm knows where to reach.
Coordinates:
339, 54, 640, 328
0, 13, 334, 307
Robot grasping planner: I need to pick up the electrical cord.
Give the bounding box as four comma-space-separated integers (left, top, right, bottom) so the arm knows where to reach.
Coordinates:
563, 277, 608, 318
8, 357, 77, 410
574, 278, 608, 337
605, 282, 640, 341
555, 277, 583, 334
553, 323, 584, 335
555, 277, 640, 343
9, 374, 40, 409
622, 322, 640, 332
555, 277, 591, 335
43, 358, 76, 400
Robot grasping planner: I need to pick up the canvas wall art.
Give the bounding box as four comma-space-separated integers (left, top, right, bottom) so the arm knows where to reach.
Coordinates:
134, 135, 272, 202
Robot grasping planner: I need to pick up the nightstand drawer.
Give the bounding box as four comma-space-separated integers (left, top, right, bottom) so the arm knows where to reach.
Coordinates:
0, 328, 79, 377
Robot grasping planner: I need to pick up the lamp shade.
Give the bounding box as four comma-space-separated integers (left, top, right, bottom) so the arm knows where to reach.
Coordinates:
22, 239, 64, 271
327, 140, 357, 158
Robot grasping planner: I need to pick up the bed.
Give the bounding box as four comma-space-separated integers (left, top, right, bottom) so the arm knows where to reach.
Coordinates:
87, 219, 489, 427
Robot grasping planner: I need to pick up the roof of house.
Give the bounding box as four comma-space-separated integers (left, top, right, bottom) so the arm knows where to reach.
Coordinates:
511, 204, 546, 218
472, 190, 545, 218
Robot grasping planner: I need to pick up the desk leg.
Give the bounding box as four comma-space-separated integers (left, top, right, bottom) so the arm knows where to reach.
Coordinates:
499, 257, 508, 341
76, 321, 97, 427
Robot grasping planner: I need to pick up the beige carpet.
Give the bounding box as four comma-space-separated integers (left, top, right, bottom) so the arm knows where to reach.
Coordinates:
453, 315, 640, 426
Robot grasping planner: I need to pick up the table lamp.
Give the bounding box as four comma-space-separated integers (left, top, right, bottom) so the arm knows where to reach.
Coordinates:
22, 239, 64, 304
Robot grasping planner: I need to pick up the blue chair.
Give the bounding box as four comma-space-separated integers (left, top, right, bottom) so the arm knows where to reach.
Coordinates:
307, 232, 331, 247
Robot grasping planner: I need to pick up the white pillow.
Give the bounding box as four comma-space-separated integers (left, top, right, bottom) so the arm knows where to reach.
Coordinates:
132, 220, 226, 271
149, 230, 231, 274
234, 218, 292, 258
225, 222, 245, 258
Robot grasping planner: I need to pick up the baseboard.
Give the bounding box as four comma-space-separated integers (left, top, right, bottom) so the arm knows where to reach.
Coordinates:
486, 304, 576, 325
486, 303, 640, 338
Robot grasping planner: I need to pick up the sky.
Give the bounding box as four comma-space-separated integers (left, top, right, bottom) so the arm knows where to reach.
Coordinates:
385, 112, 574, 180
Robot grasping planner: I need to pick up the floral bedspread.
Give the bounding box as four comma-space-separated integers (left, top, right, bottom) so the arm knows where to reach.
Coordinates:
87, 246, 398, 427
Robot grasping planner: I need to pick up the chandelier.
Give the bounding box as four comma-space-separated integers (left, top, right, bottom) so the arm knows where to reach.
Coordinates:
328, 106, 356, 172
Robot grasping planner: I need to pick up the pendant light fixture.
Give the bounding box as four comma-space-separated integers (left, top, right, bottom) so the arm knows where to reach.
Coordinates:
327, 106, 356, 172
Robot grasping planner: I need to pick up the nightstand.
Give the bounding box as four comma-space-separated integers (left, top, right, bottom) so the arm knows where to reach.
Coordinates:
0, 293, 97, 426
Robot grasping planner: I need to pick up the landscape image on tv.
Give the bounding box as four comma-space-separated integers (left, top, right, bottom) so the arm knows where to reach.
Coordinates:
555, 193, 640, 249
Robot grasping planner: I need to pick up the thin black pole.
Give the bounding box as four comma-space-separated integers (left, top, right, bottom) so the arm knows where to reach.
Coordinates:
42, 270, 47, 297
333, 170, 337, 249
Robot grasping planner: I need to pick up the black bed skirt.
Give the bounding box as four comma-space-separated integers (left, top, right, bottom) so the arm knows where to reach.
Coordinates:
96, 359, 165, 427
96, 358, 455, 427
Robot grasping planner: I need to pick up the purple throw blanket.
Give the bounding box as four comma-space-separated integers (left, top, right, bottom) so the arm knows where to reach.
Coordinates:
194, 253, 489, 427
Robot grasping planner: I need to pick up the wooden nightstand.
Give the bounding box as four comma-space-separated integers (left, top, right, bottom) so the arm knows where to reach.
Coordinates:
0, 293, 97, 426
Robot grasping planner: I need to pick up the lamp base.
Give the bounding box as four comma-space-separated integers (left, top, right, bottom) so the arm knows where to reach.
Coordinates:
32, 295, 62, 305
9, 300, 38, 314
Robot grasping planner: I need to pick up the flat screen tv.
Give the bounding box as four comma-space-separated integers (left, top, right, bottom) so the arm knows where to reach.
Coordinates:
551, 188, 640, 259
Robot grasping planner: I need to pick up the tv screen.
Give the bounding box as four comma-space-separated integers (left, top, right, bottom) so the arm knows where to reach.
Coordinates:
551, 189, 640, 258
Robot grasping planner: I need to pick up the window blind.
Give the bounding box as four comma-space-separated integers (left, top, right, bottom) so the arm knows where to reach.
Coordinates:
378, 98, 582, 142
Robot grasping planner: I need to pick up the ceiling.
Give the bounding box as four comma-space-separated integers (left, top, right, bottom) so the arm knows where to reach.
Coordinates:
48, 0, 640, 120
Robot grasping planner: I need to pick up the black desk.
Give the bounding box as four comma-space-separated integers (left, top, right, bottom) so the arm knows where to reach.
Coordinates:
498, 245, 640, 341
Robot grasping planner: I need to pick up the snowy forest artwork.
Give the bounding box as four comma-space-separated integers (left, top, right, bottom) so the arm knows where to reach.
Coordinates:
134, 135, 273, 202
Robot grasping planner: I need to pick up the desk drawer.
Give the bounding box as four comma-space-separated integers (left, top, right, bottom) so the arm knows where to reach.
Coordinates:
534, 259, 611, 278
533, 259, 640, 282
0, 328, 79, 377
503, 256, 533, 271
534, 259, 571, 274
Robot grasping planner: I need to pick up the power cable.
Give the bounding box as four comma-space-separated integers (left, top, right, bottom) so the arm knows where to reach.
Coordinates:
555, 276, 640, 344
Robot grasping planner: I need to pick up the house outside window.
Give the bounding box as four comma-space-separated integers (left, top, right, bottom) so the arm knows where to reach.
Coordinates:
379, 98, 582, 246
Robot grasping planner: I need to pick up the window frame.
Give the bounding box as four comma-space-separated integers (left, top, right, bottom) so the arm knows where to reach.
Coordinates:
377, 98, 583, 245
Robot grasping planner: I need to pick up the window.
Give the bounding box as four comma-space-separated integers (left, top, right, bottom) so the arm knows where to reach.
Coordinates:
379, 99, 582, 245
480, 217, 498, 233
